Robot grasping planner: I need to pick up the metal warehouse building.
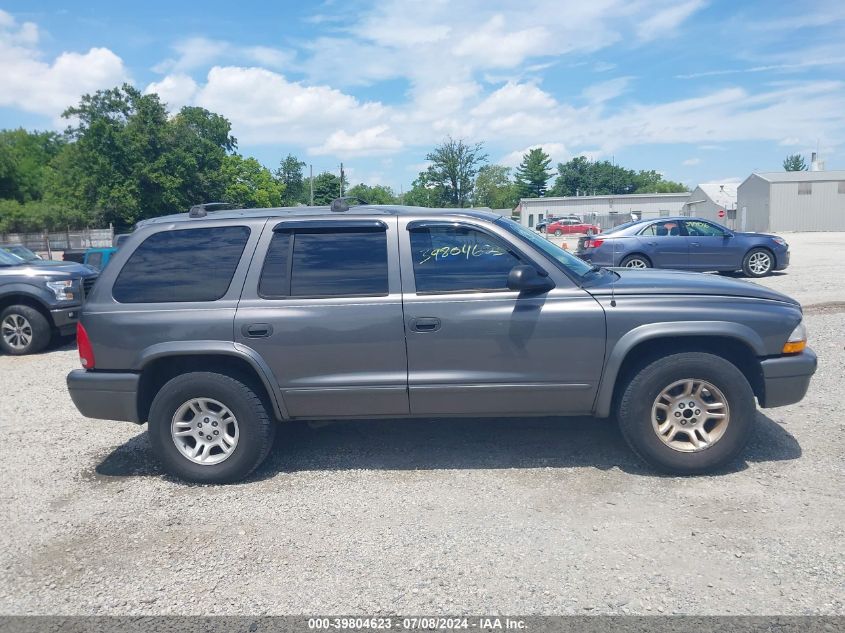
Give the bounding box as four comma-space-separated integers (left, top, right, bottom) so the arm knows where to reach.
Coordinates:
517, 192, 690, 230
737, 171, 845, 232
683, 183, 737, 225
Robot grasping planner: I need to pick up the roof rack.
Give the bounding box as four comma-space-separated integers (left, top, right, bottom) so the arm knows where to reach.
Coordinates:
188, 202, 241, 218
330, 196, 369, 213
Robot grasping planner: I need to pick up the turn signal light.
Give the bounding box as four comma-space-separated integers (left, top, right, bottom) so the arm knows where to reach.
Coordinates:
77, 321, 95, 369
782, 340, 806, 354
585, 239, 604, 249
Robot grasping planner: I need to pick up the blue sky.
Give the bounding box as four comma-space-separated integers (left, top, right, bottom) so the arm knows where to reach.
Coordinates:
2, 0, 844, 192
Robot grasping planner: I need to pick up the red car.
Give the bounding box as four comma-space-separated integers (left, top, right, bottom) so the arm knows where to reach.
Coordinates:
546, 218, 601, 236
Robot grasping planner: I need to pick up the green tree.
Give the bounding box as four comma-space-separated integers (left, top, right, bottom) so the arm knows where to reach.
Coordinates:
43, 84, 237, 230
474, 164, 519, 209
0, 129, 65, 202
418, 137, 487, 207
346, 183, 396, 204
308, 171, 345, 205
551, 156, 685, 196
402, 171, 445, 207
277, 154, 306, 205
514, 148, 552, 198
783, 154, 808, 171
221, 154, 285, 208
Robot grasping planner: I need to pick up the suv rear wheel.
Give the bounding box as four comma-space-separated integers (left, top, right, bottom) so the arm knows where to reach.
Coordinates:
148, 372, 276, 483
0, 304, 51, 355
617, 352, 755, 475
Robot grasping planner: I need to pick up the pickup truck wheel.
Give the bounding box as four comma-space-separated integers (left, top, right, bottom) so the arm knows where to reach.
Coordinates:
742, 248, 774, 277
148, 372, 275, 484
0, 305, 51, 355
617, 352, 755, 475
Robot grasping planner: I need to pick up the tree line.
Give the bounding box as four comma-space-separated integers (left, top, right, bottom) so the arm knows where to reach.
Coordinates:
0, 83, 686, 233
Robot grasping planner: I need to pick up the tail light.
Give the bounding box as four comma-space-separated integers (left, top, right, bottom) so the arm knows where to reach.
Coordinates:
76, 322, 95, 369
585, 238, 604, 249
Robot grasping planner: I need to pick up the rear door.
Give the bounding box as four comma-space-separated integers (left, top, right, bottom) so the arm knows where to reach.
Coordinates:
636, 220, 689, 269
234, 217, 409, 418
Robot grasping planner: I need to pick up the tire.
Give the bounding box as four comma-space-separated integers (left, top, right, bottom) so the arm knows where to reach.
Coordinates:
0, 304, 51, 355
617, 352, 755, 475
620, 254, 651, 269
742, 248, 774, 278
554, 229, 562, 236
148, 372, 276, 484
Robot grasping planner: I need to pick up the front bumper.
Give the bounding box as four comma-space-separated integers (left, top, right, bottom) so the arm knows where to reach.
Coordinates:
775, 249, 790, 271
50, 306, 83, 335
759, 347, 816, 408
67, 369, 142, 423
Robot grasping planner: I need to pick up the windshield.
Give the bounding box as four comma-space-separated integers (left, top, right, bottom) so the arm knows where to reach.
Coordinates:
3, 245, 39, 261
496, 216, 594, 279
0, 249, 25, 266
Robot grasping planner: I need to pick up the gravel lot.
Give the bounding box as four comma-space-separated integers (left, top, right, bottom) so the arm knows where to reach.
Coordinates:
1, 233, 843, 615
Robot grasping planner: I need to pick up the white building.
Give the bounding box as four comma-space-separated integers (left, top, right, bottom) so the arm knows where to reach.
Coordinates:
737, 171, 845, 232
517, 192, 690, 229
683, 183, 738, 226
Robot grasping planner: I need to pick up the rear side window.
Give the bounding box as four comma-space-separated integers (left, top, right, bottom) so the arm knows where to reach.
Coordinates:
112, 226, 250, 303
259, 228, 388, 298
409, 225, 523, 293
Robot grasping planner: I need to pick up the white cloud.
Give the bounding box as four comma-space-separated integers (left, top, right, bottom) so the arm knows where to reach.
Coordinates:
153, 36, 293, 74
636, 0, 707, 41
0, 10, 128, 122
310, 125, 403, 156
144, 74, 199, 110
682, 158, 700, 166
500, 143, 569, 168
581, 76, 633, 103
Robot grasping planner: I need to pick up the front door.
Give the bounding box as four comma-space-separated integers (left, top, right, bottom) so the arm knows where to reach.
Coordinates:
683, 219, 743, 270
398, 218, 606, 416
235, 218, 409, 418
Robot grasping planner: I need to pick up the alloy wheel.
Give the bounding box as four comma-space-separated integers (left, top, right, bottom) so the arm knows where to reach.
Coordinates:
651, 379, 730, 452
625, 258, 648, 269
171, 397, 240, 465
1, 314, 33, 351
748, 251, 772, 275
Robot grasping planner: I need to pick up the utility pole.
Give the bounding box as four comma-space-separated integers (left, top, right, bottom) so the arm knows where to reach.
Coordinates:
339, 162, 345, 197
309, 164, 313, 206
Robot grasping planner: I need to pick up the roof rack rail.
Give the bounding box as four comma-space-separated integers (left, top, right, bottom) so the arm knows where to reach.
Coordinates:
188, 202, 241, 218
330, 196, 369, 213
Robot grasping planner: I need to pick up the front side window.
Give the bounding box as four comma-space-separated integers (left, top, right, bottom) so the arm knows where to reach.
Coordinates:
410, 225, 523, 293
684, 220, 727, 237
259, 228, 389, 298
639, 220, 684, 237
112, 226, 250, 303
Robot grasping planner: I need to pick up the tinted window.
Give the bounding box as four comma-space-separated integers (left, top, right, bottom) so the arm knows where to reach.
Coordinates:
684, 220, 727, 237
113, 226, 249, 303
639, 221, 683, 237
410, 225, 523, 293
258, 232, 291, 298
259, 229, 388, 298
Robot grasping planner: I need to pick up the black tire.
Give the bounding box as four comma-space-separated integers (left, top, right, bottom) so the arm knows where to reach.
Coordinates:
554, 229, 563, 236
620, 254, 651, 269
0, 304, 51, 355
617, 352, 755, 475
742, 248, 774, 278
148, 372, 276, 484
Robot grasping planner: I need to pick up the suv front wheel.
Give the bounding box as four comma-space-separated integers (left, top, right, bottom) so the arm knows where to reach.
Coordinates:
148, 372, 276, 483
617, 352, 755, 475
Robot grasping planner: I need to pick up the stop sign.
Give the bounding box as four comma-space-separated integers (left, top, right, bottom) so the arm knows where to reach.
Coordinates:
718, 209, 725, 218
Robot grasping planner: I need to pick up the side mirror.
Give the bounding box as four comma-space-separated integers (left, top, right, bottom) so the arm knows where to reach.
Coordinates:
507, 265, 554, 293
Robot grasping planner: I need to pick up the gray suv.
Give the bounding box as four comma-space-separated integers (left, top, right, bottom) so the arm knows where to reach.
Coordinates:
67, 204, 816, 483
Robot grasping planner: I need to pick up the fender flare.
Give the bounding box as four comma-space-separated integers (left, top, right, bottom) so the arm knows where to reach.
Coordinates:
133, 340, 289, 420
593, 321, 765, 417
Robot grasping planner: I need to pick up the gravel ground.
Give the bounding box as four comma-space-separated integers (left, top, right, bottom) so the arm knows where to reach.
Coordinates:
0, 237, 843, 616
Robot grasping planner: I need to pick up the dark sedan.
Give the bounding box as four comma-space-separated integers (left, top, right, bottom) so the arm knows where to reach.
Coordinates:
577, 217, 789, 277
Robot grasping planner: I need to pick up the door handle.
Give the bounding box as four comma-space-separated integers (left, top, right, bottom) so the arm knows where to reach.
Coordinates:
647, 241, 657, 246
242, 323, 273, 338
690, 242, 700, 247
411, 317, 441, 332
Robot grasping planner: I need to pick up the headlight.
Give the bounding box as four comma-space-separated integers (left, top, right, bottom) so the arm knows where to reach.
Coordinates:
46, 279, 75, 301
772, 237, 786, 246
782, 322, 807, 354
